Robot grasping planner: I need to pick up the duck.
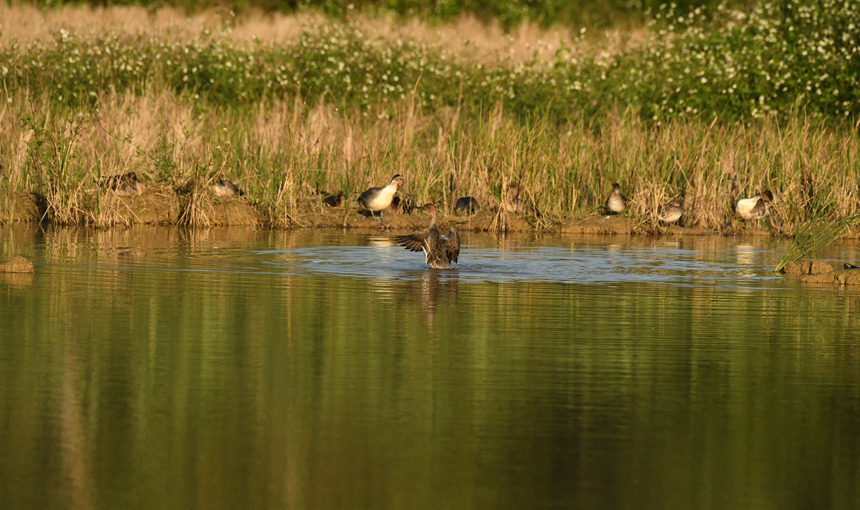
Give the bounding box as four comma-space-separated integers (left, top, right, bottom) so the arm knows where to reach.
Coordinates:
211, 178, 244, 198
658, 198, 684, 225
454, 196, 479, 215
735, 190, 773, 221
605, 183, 627, 214
322, 190, 344, 207
394, 203, 460, 269
103, 172, 146, 197
357, 174, 404, 220
388, 195, 415, 215
502, 182, 523, 213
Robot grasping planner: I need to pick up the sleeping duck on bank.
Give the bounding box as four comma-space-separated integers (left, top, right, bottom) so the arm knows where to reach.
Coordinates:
394, 203, 460, 269
735, 190, 773, 221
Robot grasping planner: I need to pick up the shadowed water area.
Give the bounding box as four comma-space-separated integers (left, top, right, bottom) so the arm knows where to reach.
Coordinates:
1, 225, 859, 509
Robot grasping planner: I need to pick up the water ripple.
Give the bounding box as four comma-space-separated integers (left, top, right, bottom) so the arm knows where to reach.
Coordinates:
257, 242, 786, 289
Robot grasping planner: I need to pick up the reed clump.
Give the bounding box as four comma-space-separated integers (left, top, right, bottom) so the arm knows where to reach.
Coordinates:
775, 195, 860, 273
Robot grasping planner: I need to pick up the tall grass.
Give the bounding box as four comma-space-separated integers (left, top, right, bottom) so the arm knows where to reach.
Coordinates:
1, 2, 859, 230
2, 88, 858, 230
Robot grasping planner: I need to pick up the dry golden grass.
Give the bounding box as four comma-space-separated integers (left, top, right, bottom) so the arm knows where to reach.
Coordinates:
8, 86, 860, 231
0, 3, 648, 64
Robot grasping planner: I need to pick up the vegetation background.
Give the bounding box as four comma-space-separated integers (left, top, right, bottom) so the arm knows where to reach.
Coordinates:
1, 0, 858, 231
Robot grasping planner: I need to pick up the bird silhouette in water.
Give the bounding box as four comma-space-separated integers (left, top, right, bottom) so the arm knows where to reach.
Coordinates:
605, 183, 627, 214
735, 190, 773, 221
357, 174, 404, 221
394, 203, 460, 269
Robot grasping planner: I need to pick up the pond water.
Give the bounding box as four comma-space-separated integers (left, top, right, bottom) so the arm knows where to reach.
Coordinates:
1, 225, 859, 509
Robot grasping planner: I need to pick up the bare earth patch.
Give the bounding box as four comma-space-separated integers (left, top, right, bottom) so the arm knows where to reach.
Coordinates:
206, 198, 261, 227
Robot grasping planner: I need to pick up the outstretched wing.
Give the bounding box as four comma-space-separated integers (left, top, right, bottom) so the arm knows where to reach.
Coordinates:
443, 229, 460, 264
394, 232, 427, 253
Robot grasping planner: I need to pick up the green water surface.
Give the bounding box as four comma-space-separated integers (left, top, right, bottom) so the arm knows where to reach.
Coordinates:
1, 225, 859, 509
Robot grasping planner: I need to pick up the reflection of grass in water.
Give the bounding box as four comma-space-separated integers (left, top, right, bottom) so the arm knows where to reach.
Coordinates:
775, 195, 860, 273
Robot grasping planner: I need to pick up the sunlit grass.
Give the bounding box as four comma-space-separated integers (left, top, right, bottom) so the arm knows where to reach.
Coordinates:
2, 88, 858, 230
1, 2, 859, 230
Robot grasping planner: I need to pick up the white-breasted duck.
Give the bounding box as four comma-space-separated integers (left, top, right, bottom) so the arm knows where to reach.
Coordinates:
358, 174, 404, 220
735, 190, 773, 221
394, 203, 460, 269
605, 183, 627, 214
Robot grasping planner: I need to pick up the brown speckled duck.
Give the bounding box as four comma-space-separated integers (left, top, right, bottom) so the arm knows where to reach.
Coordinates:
605, 183, 627, 214
211, 178, 244, 198
322, 190, 344, 207
658, 198, 684, 224
104, 172, 147, 197
394, 203, 460, 269
502, 182, 523, 213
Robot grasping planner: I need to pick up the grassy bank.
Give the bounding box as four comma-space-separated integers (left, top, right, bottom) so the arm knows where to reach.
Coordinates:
1, 2, 859, 233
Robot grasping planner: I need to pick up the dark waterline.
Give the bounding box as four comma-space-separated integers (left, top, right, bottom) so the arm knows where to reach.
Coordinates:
1, 225, 859, 509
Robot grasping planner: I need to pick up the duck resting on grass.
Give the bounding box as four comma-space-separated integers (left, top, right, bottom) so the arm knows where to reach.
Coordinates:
454, 196, 479, 215
211, 178, 244, 198
394, 203, 460, 269
357, 174, 404, 221
503, 182, 523, 213
735, 190, 773, 221
103, 172, 147, 197
605, 183, 627, 214
658, 198, 684, 225
322, 190, 344, 207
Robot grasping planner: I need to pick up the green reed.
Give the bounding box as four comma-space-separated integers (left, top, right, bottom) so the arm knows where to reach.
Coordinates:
774, 193, 860, 273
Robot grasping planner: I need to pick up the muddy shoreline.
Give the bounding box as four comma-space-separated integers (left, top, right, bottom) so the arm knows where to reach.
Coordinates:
3, 190, 859, 239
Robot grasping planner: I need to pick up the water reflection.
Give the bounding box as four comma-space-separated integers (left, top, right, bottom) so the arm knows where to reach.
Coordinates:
1, 225, 860, 509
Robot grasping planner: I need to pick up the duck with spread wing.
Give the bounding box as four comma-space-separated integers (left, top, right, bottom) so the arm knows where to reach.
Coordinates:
394, 203, 460, 269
